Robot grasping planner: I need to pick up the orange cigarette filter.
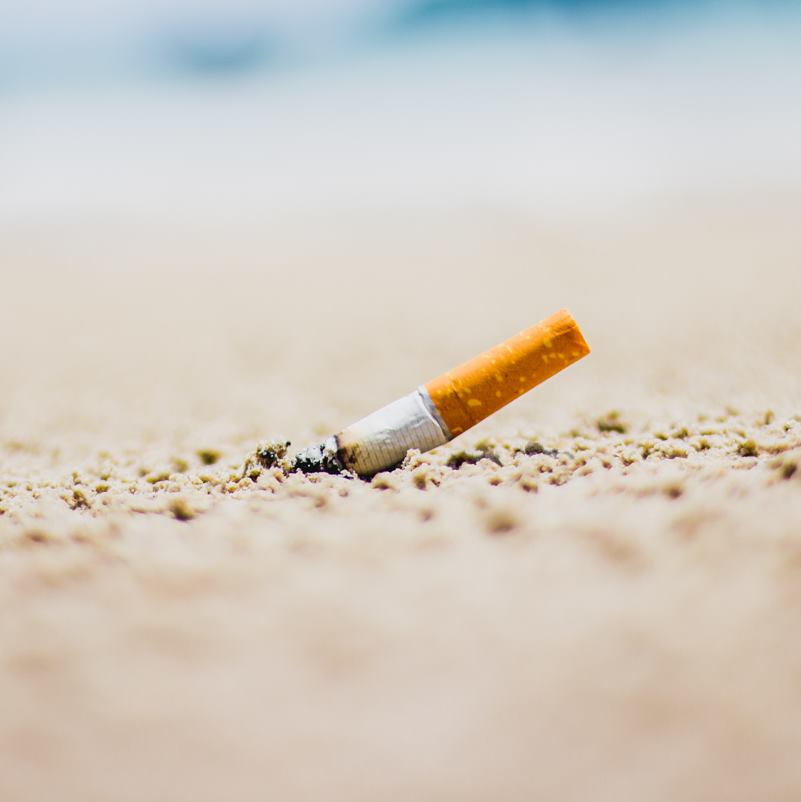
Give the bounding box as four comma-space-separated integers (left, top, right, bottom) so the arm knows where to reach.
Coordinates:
425, 308, 590, 436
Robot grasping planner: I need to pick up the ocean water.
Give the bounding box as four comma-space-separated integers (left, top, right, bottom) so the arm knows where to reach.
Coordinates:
2, 1, 800, 224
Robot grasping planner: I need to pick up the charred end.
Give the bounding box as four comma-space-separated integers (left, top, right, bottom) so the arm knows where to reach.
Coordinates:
290, 436, 350, 476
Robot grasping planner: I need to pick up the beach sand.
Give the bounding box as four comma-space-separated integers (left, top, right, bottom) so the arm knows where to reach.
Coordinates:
2, 190, 801, 801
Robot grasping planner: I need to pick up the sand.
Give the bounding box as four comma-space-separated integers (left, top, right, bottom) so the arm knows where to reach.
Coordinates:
2, 191, 801, 801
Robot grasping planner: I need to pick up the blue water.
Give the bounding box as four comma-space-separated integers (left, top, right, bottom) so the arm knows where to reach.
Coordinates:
2, 0, 799, 224
1, 0, 798, 94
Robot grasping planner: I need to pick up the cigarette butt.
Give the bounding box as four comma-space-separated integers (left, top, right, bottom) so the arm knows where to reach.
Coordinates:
292, 309, 589, 477
425, 308, 590, 436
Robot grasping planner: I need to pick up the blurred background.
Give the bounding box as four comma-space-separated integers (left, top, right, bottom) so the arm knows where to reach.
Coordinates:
3, 0, 801, 224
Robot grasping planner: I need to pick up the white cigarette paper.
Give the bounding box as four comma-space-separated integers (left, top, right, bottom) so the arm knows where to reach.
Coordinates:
336, 387, 450, 476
